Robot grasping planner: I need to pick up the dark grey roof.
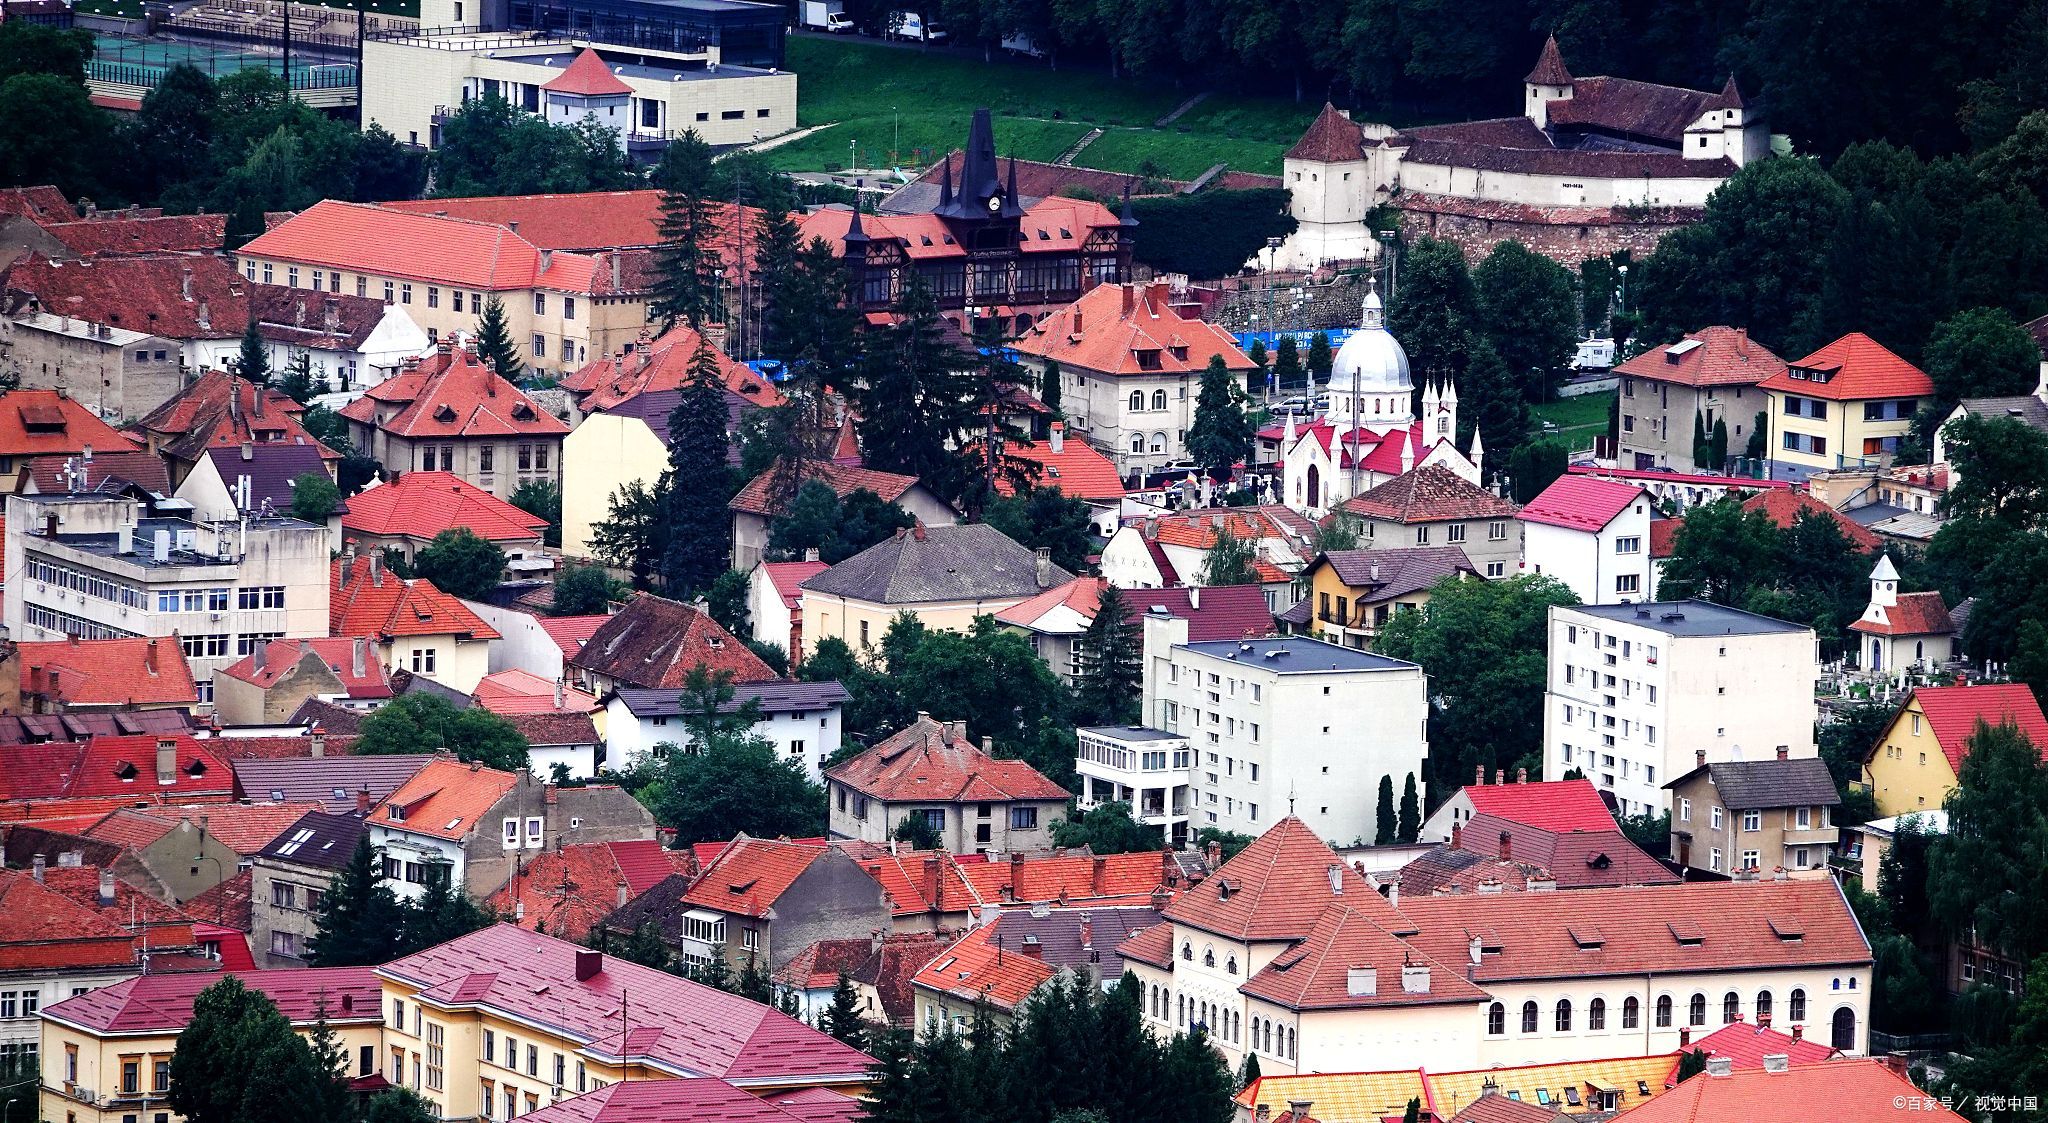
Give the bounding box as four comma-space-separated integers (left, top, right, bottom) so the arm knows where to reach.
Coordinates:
800, 524, 1072, 604
231, 754, 436, 812
987, 905, 1164, 983
287, 698, 366, 736
390, 669, 474, 707
1568, 599, 1807, 637
1075, 725, 1183, 742
1840, 502, 1909, 528
1665, 757, 1840, 809
1318, 545, 1477, 602
603, 388, 756, 464
201, 443, 347, 516
612, 680, 851, 718
1948, 596, 1977, 636
1958, 394, 2048, 434
1178, 636, 1418, 674
254, 809, 369, 871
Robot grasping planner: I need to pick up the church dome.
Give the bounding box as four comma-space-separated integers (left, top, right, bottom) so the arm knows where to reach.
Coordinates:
1329, 283, 1411, 397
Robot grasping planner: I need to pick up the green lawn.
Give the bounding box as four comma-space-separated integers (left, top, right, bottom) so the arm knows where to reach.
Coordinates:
1072, 128, 1291, 179
1533, 390, 1615, 451
759, 112, 1089, 173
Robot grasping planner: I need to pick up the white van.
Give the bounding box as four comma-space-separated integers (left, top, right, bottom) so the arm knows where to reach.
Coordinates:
885, 10, 947, 40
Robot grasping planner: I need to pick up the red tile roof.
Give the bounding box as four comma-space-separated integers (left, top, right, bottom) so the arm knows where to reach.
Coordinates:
473, 668, 600, 715
1759, 333, 1935, 402
241, 200, 613, 293
491, 841, 664, 942
1519, 475, 1645, 532
82, 807, 178, 850
85, 802, 323, 856
0, 869, 146, 971
0, 389, 142, 458
1681, 1021, 1839, 1076
571, 593, 774, 688
825, 715, 1070, 803
37, 865, 202, 954
848, 848, 986, 917
379, 924, 874, 1083
135, 369, 338, 465
378, 191, 763, 261
1525, 35, 1572, 83
763, 562, 830, 612
41, 212, 232, 257
1649, 518, 1680, 560
1287, 102, 1370, 162
729, 460, 918, 518
774, 932, 945, 1026
1341, 465, 1521, 524
330, 557, 501, 642
682, 836, 826, 920
1158, 816, 1404, 942
1613, 326, 1787, 388
24, 449, 172, 497
1463, 779, 1618, 833
1239, 902, 1489, 1011
1013, 282, 1254, 377
216, 637, 393, 699
797, 197, 1119, 263
988, 428, 1125, 501
610, 839, 695, 894
376, 759, 520, 842
1144, 504, 1318, 551
19, 636, 196, 707
0, 185, 74, 221
188, 869, 253, 931
1739, 490, 1882, 550
1612, 1058, 1960, 1123
911, 922, 1058, 1008
953, 850, 1173, 904
1455, 812, 1681, 890
516, 1077, 861, 1123
1904, 684, 2048, 773
539, 615, 610, 660
545, 48, 634, 95
343, 471, 549, 544
1848, 591, 1953, 637
0, 735, 233, 803
339, 345, 569, 439
1453, 1094, 1559, 1123
43, 967, 384, 1033
564, 320, 782, 411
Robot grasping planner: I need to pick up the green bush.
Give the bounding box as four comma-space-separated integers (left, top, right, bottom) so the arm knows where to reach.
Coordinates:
1128, 188, 1295, 280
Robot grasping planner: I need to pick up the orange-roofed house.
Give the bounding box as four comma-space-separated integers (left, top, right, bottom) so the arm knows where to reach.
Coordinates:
1863, 683, 2048, 817
726, 458, 956, 573
0, 390, 143, 481
1759, 333, 1935, 482
17, 636, 197, 713
1609, 1057, 1961, 1123
133, 370, 340, 486
1419, 773, 1619, 844
488, 838, 694, 943
338, 340, 569, 501
1847, 553, 1955, 677
1614, 327, 1788, 472
1011, 280, 1254, 484
342, 470, 550, 563
824, 714, 1069, 855
330, 548, 500, 692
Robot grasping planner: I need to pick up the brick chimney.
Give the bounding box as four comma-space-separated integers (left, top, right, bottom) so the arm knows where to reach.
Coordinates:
1450, 820, 1462, 851
1019, 935, 1043, 960
1498, 830, 1512, 862
356, 786, 372, 815
1287, 1101, 1313, 1123
574, 949, 603, 980
923, 856, 943, 911
144, 639, 159, 675
1475, 764, 1485, 785
1696, 749, 1707, 768
98, 868, 116, 907
1777, 744, 1789, 761
1090, 855, 1106, 896
1516, 766, 1527, 783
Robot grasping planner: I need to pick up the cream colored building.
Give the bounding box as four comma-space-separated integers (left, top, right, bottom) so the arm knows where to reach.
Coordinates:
1759, 334, 1934, 483
797, 524, 1070, 659
560, 405, 668, 561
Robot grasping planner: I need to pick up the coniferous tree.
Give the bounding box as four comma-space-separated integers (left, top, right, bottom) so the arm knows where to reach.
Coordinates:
649, 131, 724, 330
753, 205, 804, 357
277, 349, 319, 404
1273, 336, 1303, 391
400, 874, 496, 954
307, 835, 405, 967
591, 477, 670, 589
1709, 416, 1729, 470
849, 275, 980, 503
1375, 774, 1397, 844
1073, 583, 1142, 725
660, 335, 737, 594
602, 919, 672, 970
1040, 359, 1063, 417
1692, 410, 1709, 470
1306, 331, 1334, 385
475, 296, 524, 382
223, 193, 266, 252
236, 321, 270, 385
1247, 338, 1269, 397
1187, 354, 1255, 482
1398, 772, 1422, 843
822, 973, 869, 1050
1236, 1052, 1261, 1093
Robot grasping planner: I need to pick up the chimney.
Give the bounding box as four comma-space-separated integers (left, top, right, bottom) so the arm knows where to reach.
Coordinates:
241, 440, 254, 462
356, 786, 372, 816
1679, 1027, 1691, 1048
31, 855, 45, 882
1498, 830, 1512, 862
1047, 421, 1066, 454
144, 638, 159, 675
1705, 1056, 1733, 1078
1696, 749, 1708, 768
1515, 767, 1527, 784
324, 297, 341, 334
1188, 586, 1199, 609
1346, 967, 1376, 996
611, 251, 622, 290
1400, 965, 1430, 993
1035, 546, 1053, 588
368, 553, 383, 586
1491, 768, 1501, 785
180, 266, 193, 302
1143, 516, 1157, 540
1091, 855, 1106, 895
1256, 1108, 1271, 1123
156, 739, 176, 783
1777, 745, 1789, 761
923, 856, 942, 910
555, 679, 566, 708
1205, 840, 1222, 869
311, 733, 326, 758
617, 880, 630, 908
574, 949, 603, 980
1762, 1054, 1789, 1073
352, 637, 367, 679
1019, 935, 1043, 960
1476, 764, 1485, 785
98, 868, 116, 907
1120, 285, 1134, 317
1790, 1025, 1803, 1041
1450, 820, 1462, 850
1287, 1101, 1313, 1123
539, 249, 553, 272
803, 547, 820, 563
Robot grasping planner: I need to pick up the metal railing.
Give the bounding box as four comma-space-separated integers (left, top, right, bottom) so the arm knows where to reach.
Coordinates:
86, 51, 358, 89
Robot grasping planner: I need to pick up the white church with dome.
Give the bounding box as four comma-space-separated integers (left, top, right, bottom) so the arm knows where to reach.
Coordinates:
1281, 281, 1482, 517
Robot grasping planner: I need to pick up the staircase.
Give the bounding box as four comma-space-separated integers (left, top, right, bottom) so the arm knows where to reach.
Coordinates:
1053, 127, 1104, 167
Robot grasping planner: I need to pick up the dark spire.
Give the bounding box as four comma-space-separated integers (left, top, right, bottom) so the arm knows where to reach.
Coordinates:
1002, 155, 1024, 219
938, 154, 954, 208
1119, 184, 1139, 228
933, 107, 1004, 220
843, 200, 869, 246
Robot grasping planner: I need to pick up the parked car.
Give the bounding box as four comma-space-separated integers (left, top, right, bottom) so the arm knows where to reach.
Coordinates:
885, 10, 947, 40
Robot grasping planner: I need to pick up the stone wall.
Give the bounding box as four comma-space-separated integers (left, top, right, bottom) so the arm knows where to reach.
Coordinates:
1209, 272, 1373, 334
1393, 194, 1703, 267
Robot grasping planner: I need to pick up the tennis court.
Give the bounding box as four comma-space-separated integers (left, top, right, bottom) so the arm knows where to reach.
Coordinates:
88, 33, 357, 89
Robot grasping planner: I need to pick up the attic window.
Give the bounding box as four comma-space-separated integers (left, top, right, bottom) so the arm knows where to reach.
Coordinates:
1215, 878, 1236, 900
1668, 921, 1706, 946
1568, 925, 1604, 950
942, 234, 956, 245
115, 761, 138, 780
1768, 917, 1805, 941
445, 817, 463, 830
434, 404, 457, 422
187, 759, 207, 776
728, 878, 758, 894
1586, 852, 1611, 869
1036, 229, 1049, 241
512, 402, 535, 420
920, 235, 932, 246
1058, 228, 1071, 239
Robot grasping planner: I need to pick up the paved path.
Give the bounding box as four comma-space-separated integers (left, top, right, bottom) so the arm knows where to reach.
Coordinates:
1053, 127, 1104, 166
1156, 91, 1208, 126
725, 122, 837, 156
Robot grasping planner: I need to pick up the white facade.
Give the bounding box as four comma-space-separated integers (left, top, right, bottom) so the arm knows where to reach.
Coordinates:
1519, 494, 1653, 605
1140, 615, 1428, 845
189, 304, 428, 399
367, 822, 466, 903
1058, 365, 1197, 484
1074, 725, 1193, 844
602, 693, 845, 784
1542, 602, 1819, 816
463, 599, 583, 681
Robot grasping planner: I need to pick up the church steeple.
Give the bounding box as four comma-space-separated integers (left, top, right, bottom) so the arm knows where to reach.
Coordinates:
938, 155, 954, 209
1361, 275, 1385, 330
932, 108, 1025, 221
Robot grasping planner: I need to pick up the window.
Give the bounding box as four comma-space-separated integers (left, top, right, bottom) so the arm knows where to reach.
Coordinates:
1555, 999, 1572, 1031
503, 819, 520, 846
532, 334, 547, 358
1009, 807, 1038, 829
1616, 536, 1641, 554
913, 808, 945, 832
426, 1023, 444, 1091
526, 1044, 539, 1077
1448, 523, 1467, 543
1623, 996, 1640, 1029
1796, 806, 1812, 829
484, 1030, 495, 1064
1711, 806, 1724, 830
1616, 574, 1640, 594
525, 817, 543, 847
271, 882, 297, 908
1689, 993, 1707, 1026
1153, 390, 1168, 410
1757, 991, 1773, 1023
401, 283, 412, 304
1723, 991, 1740, 1023
1589, 997, 1606, 1030
1520, 1001, 1539, 1033
410, 648, 437, 674
1416, 526, 1430, 545
1710, 847, 1723, 871
238, 586, 287, 610
154, 1059, 170, 1092
1743, 809, 1762, 832
287, 266, 299, 288
427, 287, 440, 309
563, 297, 576, 320
1486, 562, 1505, 577
122, 1058, 140, 1095
1489, 521, 1506, 541
1487, 1002, 1505, 1035
481, 447, 494, 472
1790, 988, 1807, 1021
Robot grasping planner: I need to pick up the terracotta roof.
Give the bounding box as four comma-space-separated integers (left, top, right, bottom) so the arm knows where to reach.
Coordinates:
378, 191, 763, 263
849, 848, 993, 917
216, 637, 392, 700
203, 733, 360, 761
135, 369, 337, 465
41, 212, 228, 257
1340, 465, 1521, 524
19, 636, 196, 707
1849, 591, 1953, 637
38, 865, 203, 954
490, 840, 687, 942
343, 472, 548, 544
474, 668, 600, 714
566, 320, 783, 412
1903, 684, 2048, 773
6, 252, 245, 341
504, 711, 602, 747
1139, 505, 1317, 552
729, 459, 919, 518
801, 523, 1071, 605
143, 801, 328, 855
763, 561, 829, 611
1613, 327, 1788, 388
1240, 902, 1490, 1010
571, 593, 774, 688
1399, 136, 1734, 179
83, 807, 179, 850
375, 759, 520, 841
988, 429, 1125, 501
538, 615, 609, 659
1157, 816, 1404, 942
1739, 490, 1882, 550
515, 1077, 860, 1123
1612, 1058, 1961, 1123
339, 345, 568, 440
1520, 475, 1645, 532
1525, 35, 1572, 84
241, 200, 612, 292
0, 734, 232, 802
1013, 282, 1254, 377
1451, 1094, 1562, 1123
0, 185, 74, 221
1396, 880, 1870, 984
1759, 333, 1935, 402
330, 556, 501, 642
1307, 547, 1477, 603
1450, 812, 1681, 890
669, 835, 824, 920
774, 931, 944, 1026
911, 921, 1058, 1008
1287, 103, 1370, 163
1463, 779, 1618, 833
0, 869, 155, 971
381, 924, 874, 1081
544, 48, 633, 96
826, 715, 1069, 803
0, 389, 141, 458
996, 577, 1276, 642
1649, 518, 1680, 559
1682, 1021, 1839, 1075
187, 868, 254, 931
954, 850, 1174, 903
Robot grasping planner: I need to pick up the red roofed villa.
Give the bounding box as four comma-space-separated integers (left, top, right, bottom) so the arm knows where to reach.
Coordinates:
824, 714, 1068, 854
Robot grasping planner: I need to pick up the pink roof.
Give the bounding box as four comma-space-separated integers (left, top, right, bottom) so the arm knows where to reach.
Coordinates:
1519, 475, 1645, 532
539, 615, 609, 659
1681, 1021, 1839, 1077
473, 668, 599, 714
1463, 779, 1617, 833
544, 49, 633, 97
517, 1079, 860, 1123
764, 561, 830, 611
44, 967, 382, 1033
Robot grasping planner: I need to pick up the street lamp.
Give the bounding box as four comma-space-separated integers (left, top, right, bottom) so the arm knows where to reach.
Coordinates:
849, 138, 858, 174
1377, 229, 1398, 304
892, 105, 900, 164
1265, 236, 1284, 403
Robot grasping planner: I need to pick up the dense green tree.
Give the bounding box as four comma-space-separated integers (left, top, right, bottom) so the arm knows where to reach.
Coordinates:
1397, 772, 1421, 842
850, 275, 981, 503
413, 527, 506, 600
1187, 354, 1256, 482
289, 471, 340, 523
1201, 527, 1258, 587
705, 568, 752, 638
474, 296, 525, 382
1049, 801, 1160, 854
307, 835, 405, 967
753, 204, 806, 357
591, 478, 671, 589
1819, 700, 1896, 815
1387, 237, 1482, 389
275, 350, 319, 404
768, 481, 916, 564
1507, 438, 1570, 503
235, 321, 271, 386
431, 93, 637, 198
644, 668, 826, 845
354, 123, 428, 202
1236, 1053, 1261, 1093
509, 480, 562, 548
552, 561, 624, 616
1474, 241, 1581, 403
0, 20, 91, 85
130, 64, 217, 203
1040, 359, 1063, 416
598, 919, 673, 970
1072, 584, 1141, 725
822, 974, 870, 1050
1306, 332, 1333, 386
660, 336, 738, 594
1374, 774, 1397, 844
361, 1089, 441, 1123
1315, 513, 1364, 552
891, 815, 943, 850
982, 485, 1094, 575
399, 875, 497, 954
1942, 414, 2048, 529
169, 977, 342, 1123
1273, 336, 1303, 391
1924, 307, 2043, 406
1656, 498, 1780, 603
1928, 722, 2048, 963
649, 130, 725, 330
1125, 189, 1295, 280
353, 692, 530, 772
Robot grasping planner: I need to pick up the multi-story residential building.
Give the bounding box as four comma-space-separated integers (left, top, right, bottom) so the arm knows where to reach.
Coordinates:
1002, 578, 1275, 686
1279, 546, 1476, 648
211, 637, 393, 725
567, 593, 775, 697
1075, 725, 1193, 845
1334, 465, 1523, 580
1664, 751, 1841, 878
824, 714, 1069, 854
330, 551, 500, 693
38, 968, 385, 1123
1613, 327, 1787, 472
601, 680, 848, 784
1861, 684, 2048, 818
1759, 333, 1934, 482
1541, 601, 1820, 817
248, 809, 371, 966
134, 371, 341, 488
1518, 475, 1653, 604
799, 525, 1073, 660
746, 560, 825, 661
339, 471, 549, 571
1141, 615, 1427, 844
2, 493, 331, 703
339, 342, 569, 501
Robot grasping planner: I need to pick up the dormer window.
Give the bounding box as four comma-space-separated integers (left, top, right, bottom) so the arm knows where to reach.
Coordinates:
434, 405, 457, 422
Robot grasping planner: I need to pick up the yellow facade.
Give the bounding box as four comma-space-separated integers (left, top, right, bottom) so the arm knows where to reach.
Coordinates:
798, 593, 1036, 660
1862, 698, 1960, 817
1764, 388, 1917, 478
560, 412, 671, 561
40, 1012, 384, 1123
1297, 561, 1437, 649
380, 633, 494, 694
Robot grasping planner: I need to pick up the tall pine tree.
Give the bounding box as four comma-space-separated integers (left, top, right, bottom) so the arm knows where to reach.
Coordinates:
306, 835, 404, 967
236, 321, 270, 386
1375, 774, 1397, 844
754, 205, 806, 357
649, 130, 725, 331
660, 335, 737, 594
475, 296, 525, 382
1073, 583, 1141, 724
1186, 354, 1254, 482
849, 274, 980, 504
821, 973, 869, 1051
1040, 359, 1063, 417
1398, 772, 1421, 843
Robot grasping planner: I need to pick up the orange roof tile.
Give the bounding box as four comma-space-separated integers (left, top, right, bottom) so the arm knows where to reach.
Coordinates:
1287, 102, 1371, 162
538, 614, 609, 659
19, 637, 196, 707
1159, 816, 1405, 942
1758, 333, 1935, 402
1611, 1058, 1960, 1123
0, 870, 139, 971
378, 192, 766, 262
987, 427, 1125, 501
135, 370, 338, 465
0, 389, 142, 458
142, 801, 327, 855
564, 320, 782, 411
681, 837, 824, 920
824, 715, 1069, 804
343, 472, 550, 544
1738, 489, 1882, 550
1613, 326, 1788, 388
376, 759, 520, 841
491, 841, 645, 941
473, 668, 599, 715
1903, 684, 2048, 773
954, 850, 1173, 904
215, 637, 392, 699
83, 807, 178, 850
330, 557, 501, 642
571, 594, 773, 688
241, 200, 608, 293
1239, 902, 1489, 1010
849, 849, 983, 917
544, 48, 634, 96
1848, 590, 1953, 637
1341, 465, 1521, 524
1463, 778, 1618, 833
339, 345, 568, 440
1681, 1021, 1839, 1075
729, 459, 918, 518
1013, 282, 1254, 377
910, 923, 1057, 1009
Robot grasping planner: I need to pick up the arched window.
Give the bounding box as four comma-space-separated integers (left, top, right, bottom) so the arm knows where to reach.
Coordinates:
1655, 996, 1673, 1027
1202, 946, 1215, 968
1487, 1003, 1505, 1035
1589, 997, 1607, 1031
1689, 993, 1707, 1026
1177, 994, 1185, 1024
1790, 989, 1807, 1021
1130, 391, 1145, 412
1723, 991, 1740, 1023
1152, 390, 1168, 411
1831, 1006, 1856, 1050
1756, 991, 1773, 1023
1286, 1027, 1295, 1059
1623, 996, 1640, 1029
1150, 432, 1167, 453
1226, 955, 1238, 976
1520, 1001, 1539, 1033
1556, 999, 1573, 1032
1134, 434, 1148, 454
1181, 942, 1193, 961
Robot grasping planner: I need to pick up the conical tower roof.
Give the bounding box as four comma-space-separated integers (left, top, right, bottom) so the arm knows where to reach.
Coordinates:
1525, 34, 1572, 85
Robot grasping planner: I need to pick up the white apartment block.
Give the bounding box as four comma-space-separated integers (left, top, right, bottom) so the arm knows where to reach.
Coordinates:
1075, 725, 1193, 846
1140, 614, 1428, 845
3, 494, 331, 706
1517, 477, 1653, 605
1542, 601, 1819, 816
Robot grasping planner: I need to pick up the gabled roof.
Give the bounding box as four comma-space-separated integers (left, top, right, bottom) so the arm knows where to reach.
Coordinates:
135, 370, 337, 465
1613, 327, 1787, 388
1144, 504, 1318, 552
544, 48, 633, 96
571, 593, 775, 688
1157, 816, 1403, 942
1901, 684, 2048, 773
1759, 333, 1935, 402
25, 449, 172, 497
216, 637, 392, 699
377, 924, 874, 1083
1682, 1021, 1839, 1075
19, 636, 197, 708
1307, 546, 1478, 603
1463, 778, 1618, 833
375, 759, 520, 841
1452, 812, 1681, 890
474, 668, 600, 715
378, 191, 764, 259
565, 320, 782, 412
1519, 475, 1644, 532
230, 754, 434, 812
503, 712, 602, 747
82, 807, 178, 850
490, 840, 693, 942
1239, 902, 1488, 1011
256, 810, 371, 871
1612, 1058, 1961, 1123
343, 472, 549, 544
729, 460, 919, 518
774, 931, 945, 1026
0, 870, 161, 971
0, 735, 232, 802
1340, 465, 1520, 524
1849, 590, 1953, 637
338, 345, 568, 440
198, 443, 340, 517
0, 389, 142, 458
953, 850, 1175, 904
762, 561, 830, 612
989, 432, 1126, 501
825, 715, 1069, 804
42, 967, 383, 1034
1012, 282, 1254, 377
241, 200, 609, 293
0, 185, 75, 221
513, 1077, 862, 1123
539, 615, 610, 660
36, 865, 207, 956
611, 680, 850, 719
996, 577, 1276, 642
910, 920, 1059, 1009
330, 556, 501, 642
801, 524, 1070, 605
1451, 1093, 1562, 1123
1287, 103, 1370, 163
1665, 757, 1840, 811
680, 836, 828, 920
